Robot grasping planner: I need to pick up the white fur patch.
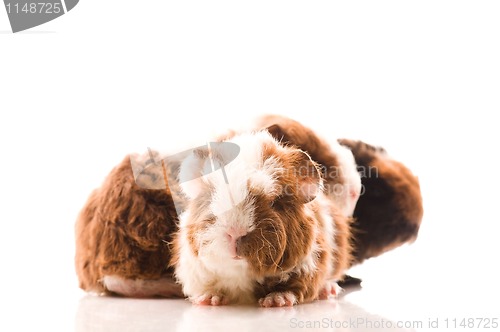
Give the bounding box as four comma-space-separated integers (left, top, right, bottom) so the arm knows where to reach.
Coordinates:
207, 132, 279, 213
329, 142, 362, 216
178, 132, 282, 217
250, 156, 283, 195
102, 275, 183, 298
177, 209, 257, 304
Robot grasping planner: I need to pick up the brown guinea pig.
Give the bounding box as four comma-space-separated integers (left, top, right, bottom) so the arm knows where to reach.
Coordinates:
171, 131, 353, 306
74, 150, 184, 298
338, 139, 423, 265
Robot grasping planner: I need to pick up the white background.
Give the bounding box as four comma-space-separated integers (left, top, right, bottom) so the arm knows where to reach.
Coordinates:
1, 1, 499, 331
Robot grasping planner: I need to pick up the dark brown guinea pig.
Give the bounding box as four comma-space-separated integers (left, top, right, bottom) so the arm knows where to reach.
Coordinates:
338, 139, 424, 265
75, 151, 184, 298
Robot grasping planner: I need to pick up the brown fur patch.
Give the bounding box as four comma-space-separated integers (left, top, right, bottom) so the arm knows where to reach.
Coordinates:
255, 199, 350, 303
235, 192, 288, 276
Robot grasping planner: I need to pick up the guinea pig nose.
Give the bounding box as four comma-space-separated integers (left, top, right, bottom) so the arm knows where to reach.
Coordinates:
226, 227, 248, 241
226, 227, 248, 259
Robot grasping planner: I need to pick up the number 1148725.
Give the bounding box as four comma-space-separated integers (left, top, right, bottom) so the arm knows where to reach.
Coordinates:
6, 2, 62, 14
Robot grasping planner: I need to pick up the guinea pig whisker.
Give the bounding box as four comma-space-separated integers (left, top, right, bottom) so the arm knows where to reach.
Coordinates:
262, 222, 281, 253
258, 228, 281, 270
161, 239, 175, 247
255, 240, 265, 268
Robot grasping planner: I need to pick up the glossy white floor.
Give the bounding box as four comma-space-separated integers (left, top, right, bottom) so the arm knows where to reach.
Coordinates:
1, 2, 499, 331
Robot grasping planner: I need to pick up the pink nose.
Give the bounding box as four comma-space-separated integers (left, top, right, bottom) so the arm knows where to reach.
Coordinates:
225, 227, 247, 259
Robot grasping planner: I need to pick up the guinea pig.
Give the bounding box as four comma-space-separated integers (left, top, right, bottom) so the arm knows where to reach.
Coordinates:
171, 131, 353, 307
75, 116, 422, 303
337, 139, 423, 265
253, 114, 362, 217
75, 150, 184, 298
252, 115, 423, 269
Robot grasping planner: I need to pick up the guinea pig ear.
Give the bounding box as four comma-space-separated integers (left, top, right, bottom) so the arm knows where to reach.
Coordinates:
266, 124, 288, 143
292, 150, 323, 203
178, 147, 210, 199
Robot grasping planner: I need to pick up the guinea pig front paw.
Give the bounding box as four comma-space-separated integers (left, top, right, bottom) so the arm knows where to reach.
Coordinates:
317, 280, 342, 300
258, 292, 297, 307
191, 293, 229, 306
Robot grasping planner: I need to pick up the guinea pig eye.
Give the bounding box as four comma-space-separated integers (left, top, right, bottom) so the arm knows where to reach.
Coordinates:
204, 215, 216, 224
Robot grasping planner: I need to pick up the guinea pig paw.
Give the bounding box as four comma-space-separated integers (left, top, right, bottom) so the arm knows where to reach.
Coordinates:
317, 281, 342, 300
258, 292, 297, 307
192, 293, 229, 306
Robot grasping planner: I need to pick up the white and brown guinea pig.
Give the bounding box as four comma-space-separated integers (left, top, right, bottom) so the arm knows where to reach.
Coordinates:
171, 131, 353, 306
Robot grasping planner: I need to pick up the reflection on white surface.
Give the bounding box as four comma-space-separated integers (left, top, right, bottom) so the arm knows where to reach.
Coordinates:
76, 288, 415, 332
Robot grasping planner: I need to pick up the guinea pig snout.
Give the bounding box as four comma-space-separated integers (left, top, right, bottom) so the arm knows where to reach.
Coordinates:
225, 227, 248, 260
